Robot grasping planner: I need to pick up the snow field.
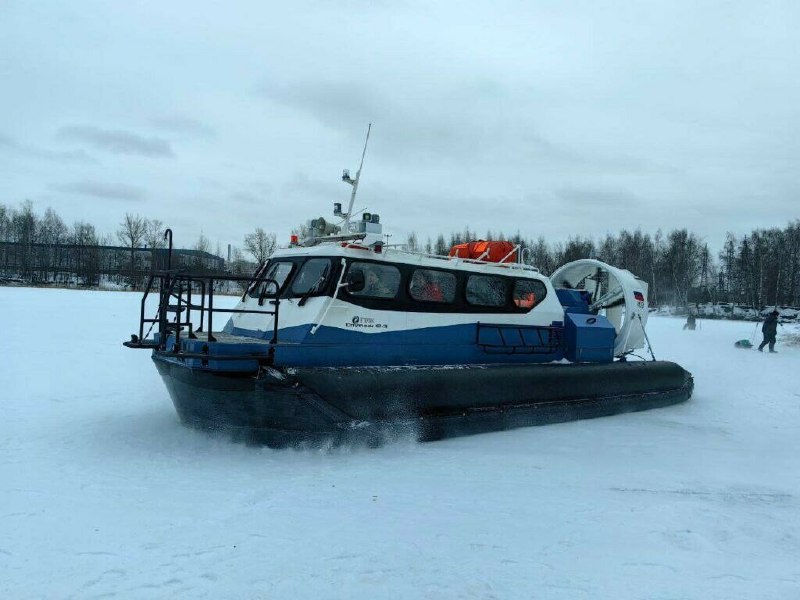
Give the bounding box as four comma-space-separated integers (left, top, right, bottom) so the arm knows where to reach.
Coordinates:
1, 287, 799, 599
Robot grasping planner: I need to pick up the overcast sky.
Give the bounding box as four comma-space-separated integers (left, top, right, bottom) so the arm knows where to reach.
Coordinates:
2, 0, 798, 254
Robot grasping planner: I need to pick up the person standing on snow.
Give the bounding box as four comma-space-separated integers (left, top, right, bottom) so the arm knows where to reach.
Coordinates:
758, 310, 781, 353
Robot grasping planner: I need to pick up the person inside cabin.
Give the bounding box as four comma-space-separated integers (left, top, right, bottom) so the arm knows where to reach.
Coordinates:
410, 270, 445, 302
425, 282, 444, 302
513, 281, 539, 309
514, 292, 535, 309
420, 272, 444, 302
364, 269, 391, 297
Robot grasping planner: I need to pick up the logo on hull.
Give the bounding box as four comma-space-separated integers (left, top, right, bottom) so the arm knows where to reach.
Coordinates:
346, 315, 388, 329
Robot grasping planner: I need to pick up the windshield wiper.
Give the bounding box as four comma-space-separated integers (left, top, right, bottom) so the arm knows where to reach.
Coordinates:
298, 274, 327, 306
242, 261, 269, 301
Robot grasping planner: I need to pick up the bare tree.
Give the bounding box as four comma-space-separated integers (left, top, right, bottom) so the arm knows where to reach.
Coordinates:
434, 234, 448, 256
71, 221, 100, 285
191, 232, 211, 271
194, 232, 211, 253
117, 213, 147, 288
144, 219, 165, 250
10, 200, 38, 281
141, 218, 167, 272
719, 233, 736, 302
243, 227, 276, 264
117, 213, 146, 247
785, 221, 800, 306
0, 203, 8, 273
39, 208, 68, 282
662, 229, 702, 308
0, 203, 8, 242
228, 245, 256, 291
528, 236, 555, 274
556, 236, 595, 265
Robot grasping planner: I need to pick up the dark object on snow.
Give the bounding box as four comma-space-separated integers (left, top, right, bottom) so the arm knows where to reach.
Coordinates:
683, 313, 697, 330
758, 312, 780, 352
734, 339, 753, 349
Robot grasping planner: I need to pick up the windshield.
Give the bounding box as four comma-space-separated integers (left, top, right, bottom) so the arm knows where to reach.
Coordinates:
249, 260, 294, 298
291, 258, 332, 296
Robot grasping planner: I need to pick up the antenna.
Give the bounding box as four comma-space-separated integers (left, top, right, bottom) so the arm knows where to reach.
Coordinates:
340, 123, 372, 231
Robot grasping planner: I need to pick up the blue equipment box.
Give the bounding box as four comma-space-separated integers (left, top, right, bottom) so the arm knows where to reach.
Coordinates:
564, 312, 615, 363
556, 289, 592, 314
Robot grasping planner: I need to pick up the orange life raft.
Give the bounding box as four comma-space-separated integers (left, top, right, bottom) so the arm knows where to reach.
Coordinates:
448, 240, 517, 263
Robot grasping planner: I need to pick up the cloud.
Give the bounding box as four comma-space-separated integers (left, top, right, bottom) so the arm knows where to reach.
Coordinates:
0, 133, 96, 164
255, 78, 670, 175
256, 78, 493, 159
555, 187, 640, 209
150, 116, 216, 139
230, 191, 261, 204
49, 181, 147, 201
56, 125, 174, 157
258, 79, 381, 133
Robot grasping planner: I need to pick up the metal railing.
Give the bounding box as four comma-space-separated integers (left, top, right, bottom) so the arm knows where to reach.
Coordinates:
124, 270, 280, 353
381, 246, 540, 272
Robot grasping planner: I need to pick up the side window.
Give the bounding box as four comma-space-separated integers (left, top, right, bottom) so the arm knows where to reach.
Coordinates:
348, 262, 401, 299
513, 279, 546, 310
410, 269, 456, 303
249, 261, 294, 298
466, 275, 508, 307
291, 259, 332, 295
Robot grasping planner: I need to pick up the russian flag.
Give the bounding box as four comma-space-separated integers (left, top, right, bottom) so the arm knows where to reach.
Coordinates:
633, 291, 645, 302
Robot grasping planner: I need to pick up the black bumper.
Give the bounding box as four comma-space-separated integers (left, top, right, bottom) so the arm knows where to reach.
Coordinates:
153, 357, 693, 446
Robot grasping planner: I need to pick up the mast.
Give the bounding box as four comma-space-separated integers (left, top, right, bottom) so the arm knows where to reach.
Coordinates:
339, 123, 372, 231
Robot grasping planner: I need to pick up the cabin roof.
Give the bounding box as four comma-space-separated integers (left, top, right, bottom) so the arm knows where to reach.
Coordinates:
270, 242, 546, 279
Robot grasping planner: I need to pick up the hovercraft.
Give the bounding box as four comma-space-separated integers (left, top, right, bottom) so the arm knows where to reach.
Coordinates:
124, 135, 693, 446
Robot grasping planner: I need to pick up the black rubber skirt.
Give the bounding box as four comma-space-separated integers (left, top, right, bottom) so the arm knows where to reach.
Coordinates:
153, 357, 693, 447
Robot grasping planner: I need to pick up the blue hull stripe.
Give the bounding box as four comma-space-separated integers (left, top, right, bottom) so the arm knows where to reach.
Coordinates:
219, 323, 564, 367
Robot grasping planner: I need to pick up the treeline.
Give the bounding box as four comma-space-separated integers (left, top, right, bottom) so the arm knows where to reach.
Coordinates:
406, 221, 800, 308
0, 200, 116, 285
2, 199, 798, 307
0, 201, 271, 288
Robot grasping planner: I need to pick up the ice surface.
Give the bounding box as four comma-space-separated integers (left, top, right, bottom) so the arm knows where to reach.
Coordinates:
1, 287, 799, 599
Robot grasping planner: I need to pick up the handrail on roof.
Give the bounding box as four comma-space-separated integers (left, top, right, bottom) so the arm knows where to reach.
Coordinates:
275, 239, 541, 273
383, 245, 540, 273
